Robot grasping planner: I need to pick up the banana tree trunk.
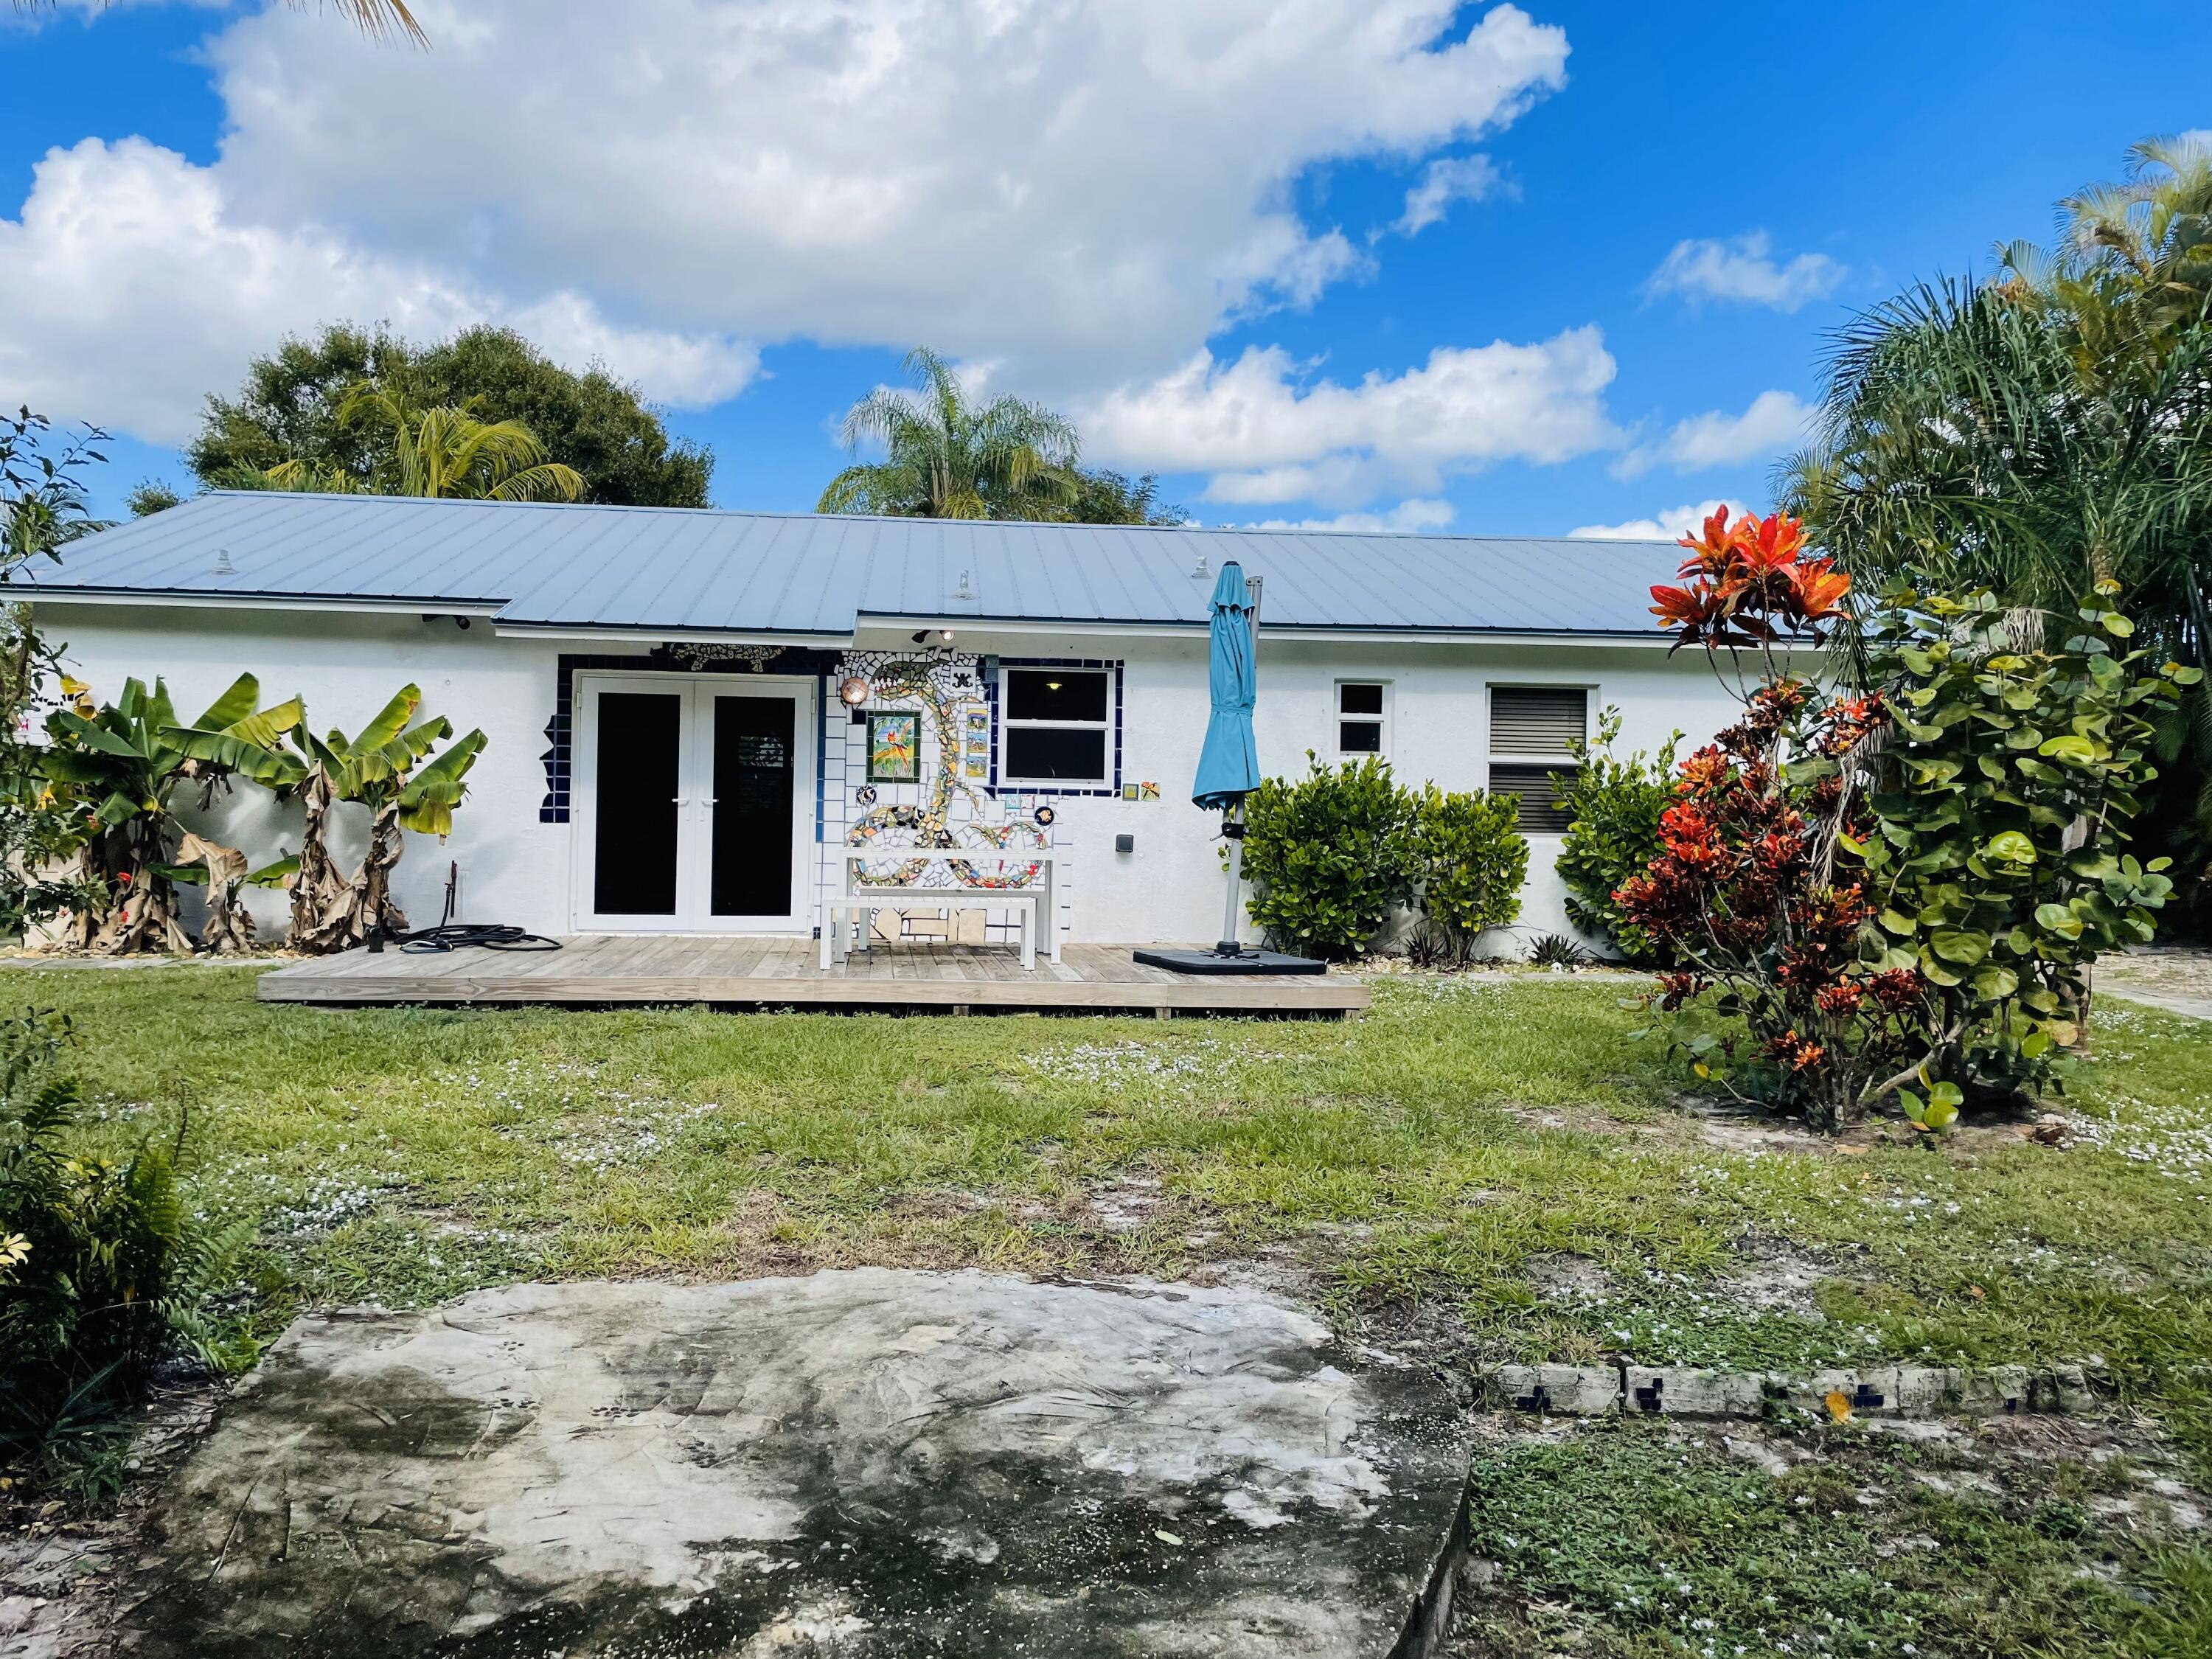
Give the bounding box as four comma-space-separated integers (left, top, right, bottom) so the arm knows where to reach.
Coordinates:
176, 831, 257, 954
290, 790, 409, 953
86, 819, 191, 955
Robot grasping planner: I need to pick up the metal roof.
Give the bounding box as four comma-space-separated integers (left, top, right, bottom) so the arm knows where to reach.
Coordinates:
24, 491, 1680, 639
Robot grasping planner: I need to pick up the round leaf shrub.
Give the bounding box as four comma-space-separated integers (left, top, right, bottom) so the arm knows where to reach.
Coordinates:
1416, 785, 1528, 946
1554, 707, 1679, 964
1239, 755, 1422, 960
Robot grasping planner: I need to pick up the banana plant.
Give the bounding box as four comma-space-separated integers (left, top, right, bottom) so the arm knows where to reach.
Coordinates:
41, 675, 303, 953
161, 833, 299, 955
287, 686, 486, 952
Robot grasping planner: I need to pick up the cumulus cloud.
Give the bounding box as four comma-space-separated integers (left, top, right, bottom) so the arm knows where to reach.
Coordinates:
1085, 328, 1620, 503
1392, 154, 1505, 236
1242, 498, 1456, 533
209, 0, 1565, 373
1612, 389, 1812, 479
5, 0, 1575, 445
1568, 498, 1753, 541
0, 138, 759, 443
1646, 231, 1844, 312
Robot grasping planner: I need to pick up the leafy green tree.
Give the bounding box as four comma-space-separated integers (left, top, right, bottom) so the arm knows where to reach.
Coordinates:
1058, 468, 1186, 526
125, 481, 181, 518
269, 386, 585, 503
0, 411, 111, 938
819, 347, 1081, 520
189, 324, 712, 507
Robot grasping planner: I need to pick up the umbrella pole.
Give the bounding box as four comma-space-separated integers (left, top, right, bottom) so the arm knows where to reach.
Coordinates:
1216, 803, 1245, 957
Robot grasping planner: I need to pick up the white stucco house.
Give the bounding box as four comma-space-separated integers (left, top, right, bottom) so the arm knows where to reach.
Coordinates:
27, 492, 1737, 954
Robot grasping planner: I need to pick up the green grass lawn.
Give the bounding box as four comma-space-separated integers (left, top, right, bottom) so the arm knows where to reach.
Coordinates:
21, 964, 2212, 1655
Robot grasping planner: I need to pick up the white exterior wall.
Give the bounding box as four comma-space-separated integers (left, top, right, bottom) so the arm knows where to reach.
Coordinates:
38, 602, 1739, 952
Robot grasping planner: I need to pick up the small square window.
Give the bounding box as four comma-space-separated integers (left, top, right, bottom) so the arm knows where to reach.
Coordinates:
1336, 681, 1390, 759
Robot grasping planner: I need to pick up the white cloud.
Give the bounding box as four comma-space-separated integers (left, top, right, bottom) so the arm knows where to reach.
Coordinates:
1568, 498, 1752, 542
1392, 154, 1504, 236
0, 138, 759, 444
201, 0, 1565, 380
4, 1, 1572, 445
1085, 328, 1620, 502
1646, 231, 1844, 312
1243, 498, 1455, 533
1612, 389, 1812, 479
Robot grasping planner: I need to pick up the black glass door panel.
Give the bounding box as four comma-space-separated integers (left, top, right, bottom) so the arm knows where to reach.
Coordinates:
593, 692, 683, 916
710, 695, 795, 917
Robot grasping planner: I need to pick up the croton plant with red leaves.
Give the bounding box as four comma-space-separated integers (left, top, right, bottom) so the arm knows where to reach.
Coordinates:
1622, 512, 2190, 1130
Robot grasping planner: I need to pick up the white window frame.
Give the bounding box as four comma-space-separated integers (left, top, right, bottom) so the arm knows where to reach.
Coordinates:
998, 664, 1113, 789
1486, 683, 1592, 835
1335, 679, 1393, 760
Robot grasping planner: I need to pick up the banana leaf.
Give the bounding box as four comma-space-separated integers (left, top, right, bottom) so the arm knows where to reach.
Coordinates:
188, 673, 264, 734
397, 728, 487, 836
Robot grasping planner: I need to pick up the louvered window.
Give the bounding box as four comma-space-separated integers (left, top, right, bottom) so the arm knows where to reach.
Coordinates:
1488, 686, 1587, 833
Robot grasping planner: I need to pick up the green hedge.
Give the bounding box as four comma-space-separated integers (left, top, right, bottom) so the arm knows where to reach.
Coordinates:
1240, 755, 1526, 960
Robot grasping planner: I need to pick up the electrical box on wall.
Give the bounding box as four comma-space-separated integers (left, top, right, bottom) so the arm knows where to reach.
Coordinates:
1115, 834, 1135, 854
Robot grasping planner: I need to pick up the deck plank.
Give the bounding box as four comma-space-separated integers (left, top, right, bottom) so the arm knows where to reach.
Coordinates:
254, 933, 1364, 1015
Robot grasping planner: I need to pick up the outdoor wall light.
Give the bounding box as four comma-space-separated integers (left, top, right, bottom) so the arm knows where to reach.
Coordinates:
838, 675, 871, 706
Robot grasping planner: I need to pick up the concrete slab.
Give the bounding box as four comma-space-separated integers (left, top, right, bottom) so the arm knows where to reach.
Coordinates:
118, 1270, 1471, 1658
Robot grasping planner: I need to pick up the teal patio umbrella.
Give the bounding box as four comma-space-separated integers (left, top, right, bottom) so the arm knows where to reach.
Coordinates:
1134, 560, 1322, 975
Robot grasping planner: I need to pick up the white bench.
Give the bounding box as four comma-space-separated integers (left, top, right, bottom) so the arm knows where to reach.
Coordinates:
821, 852, 1058, 971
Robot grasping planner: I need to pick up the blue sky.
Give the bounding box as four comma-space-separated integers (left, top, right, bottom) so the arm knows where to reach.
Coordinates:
5, 1, 2207, 538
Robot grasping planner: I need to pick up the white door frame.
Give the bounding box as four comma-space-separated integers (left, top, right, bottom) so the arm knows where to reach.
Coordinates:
569, 669, 818, 935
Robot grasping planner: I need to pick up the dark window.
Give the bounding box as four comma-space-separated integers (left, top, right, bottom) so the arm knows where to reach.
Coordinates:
1337, 681, 1388, 756
594, 692, 682, 915
1005, 726, 1107, 782
1006, 669, 1108, 723
1489, 762, 1576, 834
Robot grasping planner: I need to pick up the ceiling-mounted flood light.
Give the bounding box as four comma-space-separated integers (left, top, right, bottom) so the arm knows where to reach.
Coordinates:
838, 675, 871, 706
939, 627, 956, 641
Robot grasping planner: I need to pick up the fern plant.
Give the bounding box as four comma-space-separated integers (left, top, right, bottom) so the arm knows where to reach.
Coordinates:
0, 1012, 254, 1478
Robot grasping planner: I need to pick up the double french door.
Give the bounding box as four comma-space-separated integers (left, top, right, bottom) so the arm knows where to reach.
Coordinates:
571, 673, 816, 933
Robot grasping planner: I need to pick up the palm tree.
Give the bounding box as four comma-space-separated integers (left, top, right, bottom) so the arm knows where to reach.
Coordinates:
268, 387, 585, 503
1788, 136, 2212, 911
818, 348, 1080, 521
13, 1, 423, 43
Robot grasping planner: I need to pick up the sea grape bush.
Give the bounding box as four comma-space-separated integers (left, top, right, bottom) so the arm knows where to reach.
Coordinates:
1620, 508, 2191, 1128
1852, 577, 2193, 1099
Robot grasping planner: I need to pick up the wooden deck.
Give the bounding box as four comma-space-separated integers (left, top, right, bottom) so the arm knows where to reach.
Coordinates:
255, 935, 1368, 1016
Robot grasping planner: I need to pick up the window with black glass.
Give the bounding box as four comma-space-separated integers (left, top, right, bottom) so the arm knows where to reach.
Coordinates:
1001, 667, 1110, 785
1337, 681, 1388, 757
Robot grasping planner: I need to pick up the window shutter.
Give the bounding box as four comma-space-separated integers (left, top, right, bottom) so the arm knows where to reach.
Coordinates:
1489, 688, 1587, 755
1489, 764, 1574, 833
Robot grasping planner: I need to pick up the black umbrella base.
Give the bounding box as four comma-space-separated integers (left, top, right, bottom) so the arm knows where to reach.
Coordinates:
1133, 947, 1328, 976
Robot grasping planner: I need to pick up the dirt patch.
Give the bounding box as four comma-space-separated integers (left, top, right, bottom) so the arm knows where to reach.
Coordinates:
1526, 1251, 1614, 1307
1717, 1233, 1838, 1319
1, 1377, 227, 1659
